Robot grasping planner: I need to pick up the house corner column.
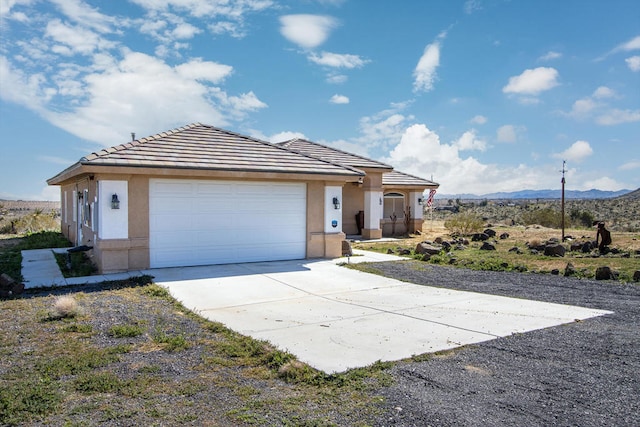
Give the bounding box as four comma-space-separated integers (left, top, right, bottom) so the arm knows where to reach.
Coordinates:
324, 184, 345, 257
408, 191, 425, 234
363, 190, 383, 239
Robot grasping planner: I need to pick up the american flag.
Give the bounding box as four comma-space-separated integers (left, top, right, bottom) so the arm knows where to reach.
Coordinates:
426, 189, 437, 207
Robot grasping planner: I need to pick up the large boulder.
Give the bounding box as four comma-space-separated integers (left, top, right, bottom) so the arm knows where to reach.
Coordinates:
595, 266, 617, 280
480, 242, 496, 251
415, 243, 442, 255
484, 228, 497, 238
472, 233, 489, 242
633, 270, 640, 282
582, 241, 593, 253
544, 243, 566, 257
0, 273, 24, 298
564, 262, 577, 277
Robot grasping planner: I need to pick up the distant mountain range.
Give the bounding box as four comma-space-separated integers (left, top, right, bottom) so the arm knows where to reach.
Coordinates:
436, 189, 633, 200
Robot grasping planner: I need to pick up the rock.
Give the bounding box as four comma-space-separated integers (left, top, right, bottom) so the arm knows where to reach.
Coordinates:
530, 249, 539, 255
570, 242, 583, 252
633, 271, 640, 282
421, 253, 431, 262
582, 242, 593, 253
387, 248, 394, 254
564, 262, 577, 277
595, 266, 614, 280
342, 240, 353, 257
472, 233, 489, 242
399, 249, 411, 256
544, 244, 566, 257
415, 243, 442, 255
441, 241, 452, 251
434, 237, 443, 244
0, 273, 24, 298
460, 238, 470, 245
551, 269, 560, 275
499, 232, 510, 240
484, 228, 496, 237
454, 244, 466, 251
480, 242, 496, 251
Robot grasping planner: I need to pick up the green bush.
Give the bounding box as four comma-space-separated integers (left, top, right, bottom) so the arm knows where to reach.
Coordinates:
108, 324, 145, 338
444, 212, 484, 235
570, 208, 595, 228
521, 207, 562, 228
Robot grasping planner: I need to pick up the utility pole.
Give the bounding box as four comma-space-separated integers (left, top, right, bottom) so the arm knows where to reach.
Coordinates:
561, 160, 567, 241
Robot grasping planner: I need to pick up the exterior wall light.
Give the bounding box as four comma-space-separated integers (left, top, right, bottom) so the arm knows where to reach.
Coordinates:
111, 194, 120, 209
332, 197, 341, 210
418, 198, 424, 205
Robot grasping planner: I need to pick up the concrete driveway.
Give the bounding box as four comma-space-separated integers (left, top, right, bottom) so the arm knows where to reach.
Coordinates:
147, 251, 611, 373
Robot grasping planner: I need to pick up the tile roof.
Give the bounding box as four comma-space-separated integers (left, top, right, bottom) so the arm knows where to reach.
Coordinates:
278, 138, 393, 170
278, 138, 438, 188
382, 170, 439, 187
77, 123, 364, 177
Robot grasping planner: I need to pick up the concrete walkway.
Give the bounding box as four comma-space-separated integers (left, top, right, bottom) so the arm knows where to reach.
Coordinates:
20, 248, 612, 373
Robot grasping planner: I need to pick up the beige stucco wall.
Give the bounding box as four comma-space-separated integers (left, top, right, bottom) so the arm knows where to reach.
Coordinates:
55, 169, 352, 273
341, 182, 364, 235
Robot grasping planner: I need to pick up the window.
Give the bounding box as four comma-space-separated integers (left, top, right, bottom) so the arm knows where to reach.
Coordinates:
83, 189, 91, 227
383, 193, 405, 219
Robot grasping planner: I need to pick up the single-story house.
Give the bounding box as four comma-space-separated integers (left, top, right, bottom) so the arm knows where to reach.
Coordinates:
48, 123, 438, 273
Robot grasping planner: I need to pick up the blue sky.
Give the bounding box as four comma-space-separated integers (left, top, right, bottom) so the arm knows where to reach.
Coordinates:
1, 0, 639, 200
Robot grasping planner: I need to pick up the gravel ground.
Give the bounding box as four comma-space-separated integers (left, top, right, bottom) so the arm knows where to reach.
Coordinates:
367, 261, 640, 427
3, 263, 639, 426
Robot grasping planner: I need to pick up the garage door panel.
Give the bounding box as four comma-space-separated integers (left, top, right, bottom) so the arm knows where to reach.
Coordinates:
150, 179, 306, 268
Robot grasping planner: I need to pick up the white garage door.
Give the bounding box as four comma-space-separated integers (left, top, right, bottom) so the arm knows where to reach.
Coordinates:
149, 179, 306, 268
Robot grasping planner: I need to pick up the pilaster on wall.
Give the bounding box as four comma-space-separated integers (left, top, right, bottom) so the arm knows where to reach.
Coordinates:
363, 190, 383, 239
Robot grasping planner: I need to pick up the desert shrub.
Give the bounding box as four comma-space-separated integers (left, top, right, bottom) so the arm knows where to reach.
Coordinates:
152, 331, 190, 352
444, 212, 484, 235
108, 324, 145, 338
51, 296, 81, 319
570, 208, 595, 228
0, 210, 60, 235
521, 207, 562, 228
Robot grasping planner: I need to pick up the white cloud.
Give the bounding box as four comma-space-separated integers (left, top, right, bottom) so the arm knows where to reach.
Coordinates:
566, 97, 597, 120
413, 32, 446, 93
172, 21, 200, 39
470, 115, 487, 125
175, 58, 233, 83
5, 51, 265, 146
626, 55, 640, 72
538, 51, 562, 61
596, 109, 640, 125
330, 94, 349, 104
130, 0, 274, 19
382, 124, 555, 194
267, 131, 306, 143
592, 86, 616, 99
357, 107, 412, 151
619, 160, 640, 171
308, 51, 368, 68
279, 14, 338, 49
49, 0, 117, 34
496, 124, 518, 143
502, 67, 559, 96
582, 176, 626, 191
0, 55, 49, 110
463, 0, 482, 14
453, 130, 486, 151
45, 19, 113, 55
612, 35, 640, 53
326, 74, 347, 84
553, 140, 593, 163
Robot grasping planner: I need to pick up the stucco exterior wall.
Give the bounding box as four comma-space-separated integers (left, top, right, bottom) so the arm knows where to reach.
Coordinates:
56, 172, 349, 273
